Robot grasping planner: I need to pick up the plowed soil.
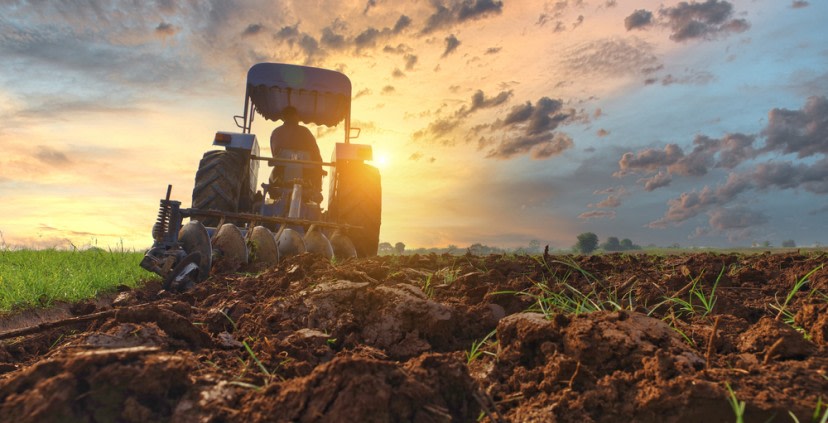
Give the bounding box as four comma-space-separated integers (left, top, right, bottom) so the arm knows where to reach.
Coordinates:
1, 251, 826, 422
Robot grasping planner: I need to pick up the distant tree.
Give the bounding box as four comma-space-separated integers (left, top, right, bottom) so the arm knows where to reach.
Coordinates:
378, 242, 394, 255
394, 242, 406, 255
575, 232, 599, 254
782, 240, 796, 248
528, 239, 542, 254
620, 238, 641, 250
602, 236, 622, 252
468, 243, 489, 255
762, 240, 772, 248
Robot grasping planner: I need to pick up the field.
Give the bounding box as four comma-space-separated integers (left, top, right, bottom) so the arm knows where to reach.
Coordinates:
0, 251, 826, 422
0, 249, 152, 312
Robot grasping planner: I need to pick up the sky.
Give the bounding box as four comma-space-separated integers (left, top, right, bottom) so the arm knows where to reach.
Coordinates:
0, 0, 826, 250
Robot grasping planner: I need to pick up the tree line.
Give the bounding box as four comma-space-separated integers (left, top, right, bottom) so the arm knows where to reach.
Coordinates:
574, 233, 641, 254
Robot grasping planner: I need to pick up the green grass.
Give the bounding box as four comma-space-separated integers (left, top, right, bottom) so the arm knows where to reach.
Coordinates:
770, 264, 824, 325
0, 248, 155, 312
495, 260, 627, 318
725, 382, 746, 423
660, 267, 724, 318
466, 329, 498, 364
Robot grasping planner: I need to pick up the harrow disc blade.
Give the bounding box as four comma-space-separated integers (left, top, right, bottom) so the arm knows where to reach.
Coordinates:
277, 227, 306, 258
163, 252, 202, 292
178, 220, 212, 280
250, 226, 279, 265
330, 229, 357, 261
303, 225, 333, 259
213, 223, 249, 265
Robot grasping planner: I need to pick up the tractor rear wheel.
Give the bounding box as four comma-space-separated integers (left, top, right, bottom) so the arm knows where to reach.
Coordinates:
192, 150, 250, 227
329, 162, 381, 257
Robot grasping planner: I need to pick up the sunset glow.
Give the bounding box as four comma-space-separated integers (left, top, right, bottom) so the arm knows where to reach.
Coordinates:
0, 0, 826, 250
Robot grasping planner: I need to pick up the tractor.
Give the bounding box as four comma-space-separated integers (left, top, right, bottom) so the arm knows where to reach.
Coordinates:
140, 63, 382, 291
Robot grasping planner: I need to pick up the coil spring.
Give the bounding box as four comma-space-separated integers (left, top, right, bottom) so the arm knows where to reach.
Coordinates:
152, 199, 172, 241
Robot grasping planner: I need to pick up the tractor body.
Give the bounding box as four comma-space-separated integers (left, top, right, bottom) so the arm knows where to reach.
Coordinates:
141, 63, 382, 291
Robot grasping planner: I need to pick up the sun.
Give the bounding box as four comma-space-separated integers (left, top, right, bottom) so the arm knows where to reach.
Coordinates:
373, 153, 390, 169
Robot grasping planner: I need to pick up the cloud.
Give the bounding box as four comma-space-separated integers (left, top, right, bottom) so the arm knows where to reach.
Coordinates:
392, 68, 405, 78
625, 10, 653, 30
660, 70, 715, 86
588, 186, 628, 208
469, 90, 513, 112
639, 171, 672, 191
659, 0, 750, 42
381, 85, 396, 94
354, 88, 372, 99
354, 27, 381, 49
277, 14, 412, 60
707, 207, 767, 230
761, 96, 828, 158
413, 89, 513, 142
589, 194, 621, 208
34, 146, 72, 167
0, 18, 213, 95
537, 0, 584, 27
242, 23, 264, 37
393, 15, 413, 33
485, 47, 501, 54
597, 129, 609, 137
578, 210, 616, 220
422, 0, 504, 34
442, 34, 461, 57
364, 0, 377, 14
320, 26, 347, 49
616, 133, 757, 184
155, 22, 177, 38
409, 152, 424, 161
791, 1, 809, 8
647, 155, 828, 229
563, 37, 659, 78
404, 53, 418, 70
474, 96, 580, 160
485, 132, 574, 160
383, 43, 412, 54
615, 143, 684, 176
752, 159, 828, 194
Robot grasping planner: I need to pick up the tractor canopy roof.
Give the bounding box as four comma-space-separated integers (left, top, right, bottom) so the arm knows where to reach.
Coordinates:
247, 63, 351, 127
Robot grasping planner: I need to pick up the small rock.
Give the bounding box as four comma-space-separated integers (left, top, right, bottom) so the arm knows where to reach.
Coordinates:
216, 332, 243, 349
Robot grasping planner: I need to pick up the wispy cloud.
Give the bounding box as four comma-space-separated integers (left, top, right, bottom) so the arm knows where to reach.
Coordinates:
421, 0, 504, 34
413, 89, 513, 143
578, 210, 616, 220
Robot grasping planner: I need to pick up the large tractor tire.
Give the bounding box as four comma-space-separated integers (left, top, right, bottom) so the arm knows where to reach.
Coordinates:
329, 162, 381, 257
191, 150, 252, 227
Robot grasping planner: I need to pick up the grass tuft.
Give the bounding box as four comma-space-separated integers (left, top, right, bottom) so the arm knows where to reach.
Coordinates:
466, 329, 498, 364
0, 249, 155, 312
770, 264, 824, 325
725, 382, 746, 423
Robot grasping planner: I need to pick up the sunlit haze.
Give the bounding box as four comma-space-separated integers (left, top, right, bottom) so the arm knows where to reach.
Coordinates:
1, 0, 826, 250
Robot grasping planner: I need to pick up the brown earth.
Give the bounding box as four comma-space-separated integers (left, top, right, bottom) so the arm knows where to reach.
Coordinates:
0, 251, 826, 422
